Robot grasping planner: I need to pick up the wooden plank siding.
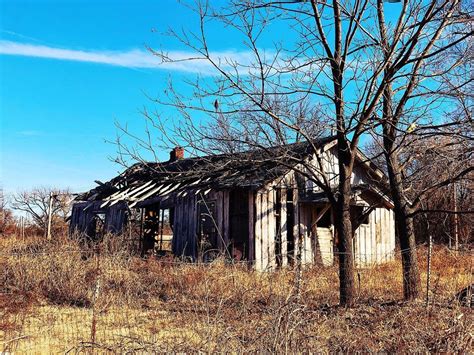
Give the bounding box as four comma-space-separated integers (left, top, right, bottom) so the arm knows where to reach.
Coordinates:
267, 189, 276, 269
248, 191, 255, 263
250, 187, 396, 271
280, 188, 288, 268
353, 207, 395, 267
261, 189, 269, 270
254, 192, 263, 271
316, 227, 334, 266
293, 186, 301, 263
253, 186, 281, 271
70, 201, 128, 237
172, 194, 198, 260
302, 207, 313, 265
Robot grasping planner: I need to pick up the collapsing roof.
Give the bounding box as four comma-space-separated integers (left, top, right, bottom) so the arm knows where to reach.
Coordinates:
77, 136, 336, 206
76, 136, 389, 208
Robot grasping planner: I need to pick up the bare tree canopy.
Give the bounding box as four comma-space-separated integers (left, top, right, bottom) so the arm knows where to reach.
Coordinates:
11, 187, 72, 238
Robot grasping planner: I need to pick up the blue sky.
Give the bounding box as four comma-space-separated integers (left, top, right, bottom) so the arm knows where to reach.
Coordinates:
0, 0, 409, 196
0, 0, 243, 194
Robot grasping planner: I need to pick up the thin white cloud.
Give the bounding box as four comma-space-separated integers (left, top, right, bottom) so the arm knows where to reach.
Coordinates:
17, 130, 44, 137
0, 39, 255, 75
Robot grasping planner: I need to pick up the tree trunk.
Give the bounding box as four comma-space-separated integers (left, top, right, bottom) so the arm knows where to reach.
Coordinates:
42, 217, 48, 239
335, 148, 356, 306
378, 19, 421, 299
384, 141, 421, 300
335, 195, 355, 306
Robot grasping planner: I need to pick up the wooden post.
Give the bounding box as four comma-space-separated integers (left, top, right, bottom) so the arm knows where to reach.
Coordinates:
261, 190, 269, 270
139, 208, 144, 253
19, 216, 23, 240
280, 188, 288, 267
248, 191, 255, 264
425, 233, 432, 307
255, 192, 262, 271
268, 187, 276, 269
453, 182, 459, 252
47, 192, 54, 240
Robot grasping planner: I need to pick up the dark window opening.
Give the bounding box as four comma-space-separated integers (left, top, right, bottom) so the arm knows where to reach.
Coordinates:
316, 207, 332, 228
229, 190, 249, 261
141, 206, 160, 257
137, 205, 175, 257
125, 208, 143, 252
87, 211, 106, 240
198, 201, 218, 255
351, 205, 369, 227
296, 174, 306, 196
156, 208, 173, 254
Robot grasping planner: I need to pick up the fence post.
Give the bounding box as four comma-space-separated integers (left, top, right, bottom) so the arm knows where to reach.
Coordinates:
453, 181, 459, 253
425, 234, 432, 307
91, 244, 101, 347
47, 192, 54, 240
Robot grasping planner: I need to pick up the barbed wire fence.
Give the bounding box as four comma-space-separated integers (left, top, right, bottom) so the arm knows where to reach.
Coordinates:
1, 241, 472, 353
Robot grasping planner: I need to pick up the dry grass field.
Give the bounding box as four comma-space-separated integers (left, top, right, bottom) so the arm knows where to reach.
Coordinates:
1, 234, 472, 353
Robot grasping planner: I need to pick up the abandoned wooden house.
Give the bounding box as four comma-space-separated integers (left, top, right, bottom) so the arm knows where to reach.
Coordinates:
70, 137, 396, 270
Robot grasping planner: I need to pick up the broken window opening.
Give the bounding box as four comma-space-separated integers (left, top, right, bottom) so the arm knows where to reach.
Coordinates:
137, 206, 175, 257
351, 205, 369, 227
125, 208, 143, 252
229, 190, 249, 261
86, 211, 106, 240
198, 200, 218, 260
316, 207, 332, 228
141, 206, 160, 257
156, 208, 173, 255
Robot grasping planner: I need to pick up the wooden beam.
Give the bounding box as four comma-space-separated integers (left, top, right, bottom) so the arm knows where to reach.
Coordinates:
255, 192, 262, 271
280, 188, 288, 268
248, 191, 255, 263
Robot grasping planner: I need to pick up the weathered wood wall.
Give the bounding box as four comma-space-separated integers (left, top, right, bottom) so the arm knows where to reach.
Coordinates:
295, 205, 334, 267
204, 190, 229, 253
69, 201, 128, 236
104, 202, 128, 234
248, 191, 255, 262
171, 190, 231, 260
171, 194, 198, 259
69, 202, 98, 235
254, 187, 274, 270
315, 227, 334, 266
354, 207, 396, 266
251, 146, 396, 271
254, 181, 299, 271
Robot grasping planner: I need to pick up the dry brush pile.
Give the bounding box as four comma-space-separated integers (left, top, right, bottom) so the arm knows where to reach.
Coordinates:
1, 234, 472, 352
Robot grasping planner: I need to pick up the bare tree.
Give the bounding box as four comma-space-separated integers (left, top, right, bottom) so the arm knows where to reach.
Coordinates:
374, 0, 472, 299
11, 187, 72, 238
366, 129, 473, 244
408, 135, 473, 247
112, 0, 471, 304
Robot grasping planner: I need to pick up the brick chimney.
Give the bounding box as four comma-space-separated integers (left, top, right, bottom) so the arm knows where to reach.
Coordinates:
169, 146, 184, 161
